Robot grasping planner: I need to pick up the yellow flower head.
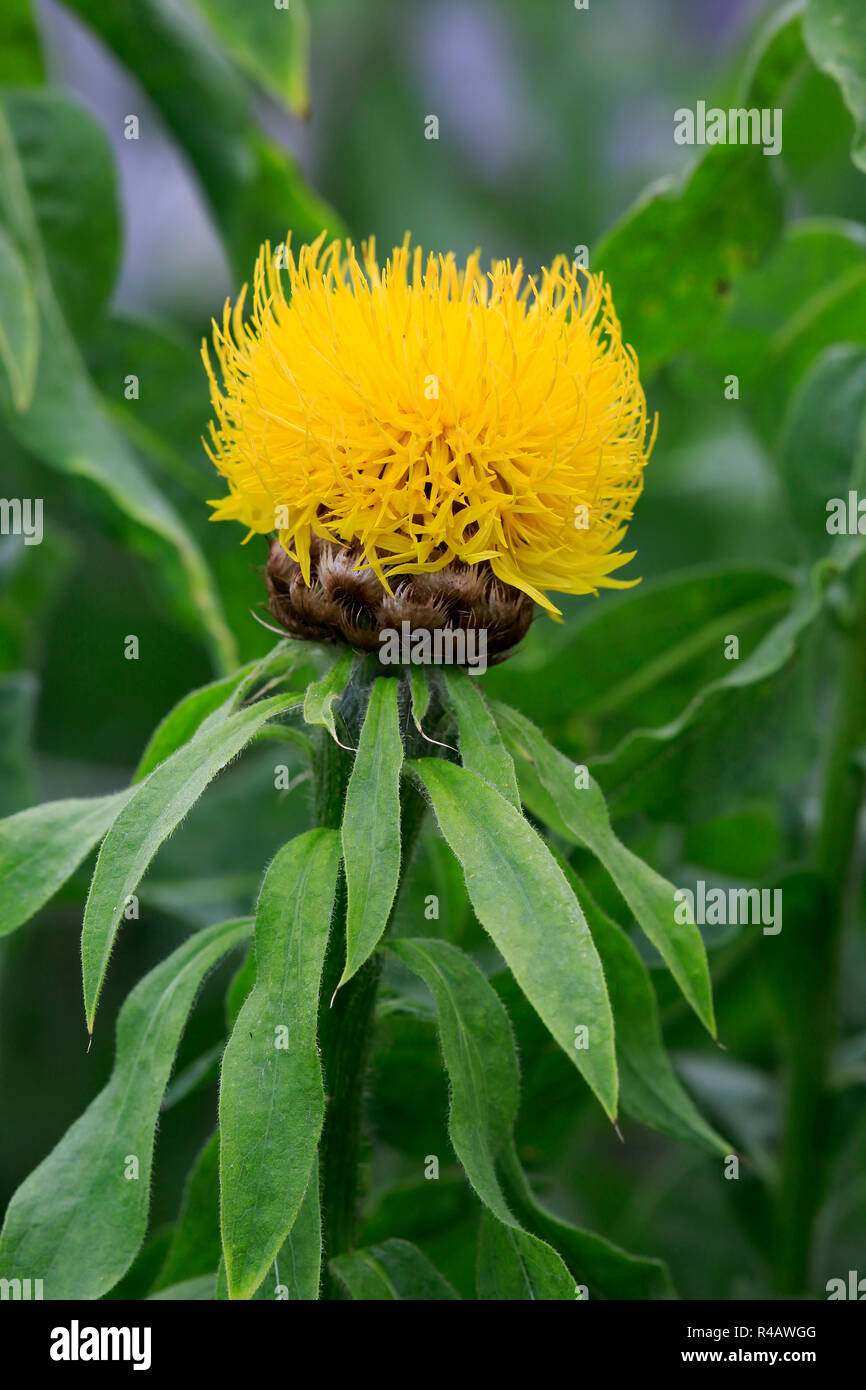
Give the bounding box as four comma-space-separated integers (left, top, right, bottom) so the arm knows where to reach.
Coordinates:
203, 234, 655, 615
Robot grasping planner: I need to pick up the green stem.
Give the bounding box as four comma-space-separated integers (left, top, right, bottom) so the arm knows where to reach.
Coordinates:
312, 691, 429, 1297
775, 554, 866, 1292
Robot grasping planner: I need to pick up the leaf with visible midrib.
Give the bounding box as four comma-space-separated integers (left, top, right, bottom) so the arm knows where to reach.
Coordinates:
330, 1239, 459, 1300
0, 916, 251, 1300
340, 678, 403, 987
411, 759, 618, 1119
219, 829, 341, 1300
82, 692, 301, 1031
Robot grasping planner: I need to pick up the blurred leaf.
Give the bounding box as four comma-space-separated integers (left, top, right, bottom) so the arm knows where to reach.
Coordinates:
4, 89, 119, 338
706, 219, 866, 439
82, 691, 302, 1030
340, 678, 403, 986
779, 344, 866, 556
0, 98, 235, 669
494, 703, 714, 1032
0, 530, 74, 671
414, 758, 617, 1118
805, 0, 866, 172
441, 668, 519, 807
0, 0, 44, 84
331, 1238, 459, 1300
63, 0, 344, 281
483, 565, 794, 754
219, 829, 340, 1300
190, 0, 310, 116
580, 572, 824, 823
0, 222, 36, 411
0, 789, 130, 937
499, 1140, 677, 1300
0, 669, 35, 814
0, 916, 251, 1300
684, 801, 784, 879
597, 145, 783, 374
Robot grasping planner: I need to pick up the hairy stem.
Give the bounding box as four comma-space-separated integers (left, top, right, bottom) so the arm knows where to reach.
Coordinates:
312, 695, 428, 1296
775, 555, 866, 1292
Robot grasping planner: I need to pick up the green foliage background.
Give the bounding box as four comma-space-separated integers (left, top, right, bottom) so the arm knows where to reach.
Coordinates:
1, 0, 866, 1299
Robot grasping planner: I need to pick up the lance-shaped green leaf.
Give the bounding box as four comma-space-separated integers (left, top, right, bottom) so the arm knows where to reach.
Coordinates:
303, 647, 355, 744
0, 790, 131, 937
494, 703, 715, 1035
442, 668, 520, 807
330, 1238, 459, 1300
387, 937, 576, 1299
219, 829, 341, 1300
340, 678, 403, 987
0, 222, 37, 411
476, 1212, 574, 1300
554, 858, 727, 1155
216, 1159, 322, 1301
412, 760, 618, 1118
805, 0, 866, 173
0, 916, 251, 1300
82, 692, 301, 1031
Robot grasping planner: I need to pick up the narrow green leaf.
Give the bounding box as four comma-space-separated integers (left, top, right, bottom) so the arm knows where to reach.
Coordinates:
340, 678, 403, 987
82, 692, 301, 1030
330, 1239, 459, 1300
0, 916, 251, 1300
413, 759, 618, 1118
476, 1211, 575, 1300
387, 937, 576, 1298
0, 790, 131, 938
555, 860, 728, 1155
303, 647, 355, 744
494, 702, 715, 1035
215, 1159, 322, 1301
219, 829, 341, 1300
0, 221, 37, 411
442, 668, 520, 807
